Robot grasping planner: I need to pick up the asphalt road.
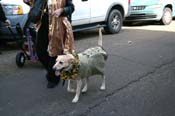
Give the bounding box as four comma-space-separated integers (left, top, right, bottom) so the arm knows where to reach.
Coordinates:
0, 21, 175, 116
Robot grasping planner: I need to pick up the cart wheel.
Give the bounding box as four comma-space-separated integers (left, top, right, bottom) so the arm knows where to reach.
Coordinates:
16, 52, 26, 67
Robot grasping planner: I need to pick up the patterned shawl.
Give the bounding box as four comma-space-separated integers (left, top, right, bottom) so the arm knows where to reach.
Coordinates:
48, 0, 75, 57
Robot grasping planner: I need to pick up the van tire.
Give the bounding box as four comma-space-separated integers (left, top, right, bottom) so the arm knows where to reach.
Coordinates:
160, 7, 172, 25
104, 9, 123, 34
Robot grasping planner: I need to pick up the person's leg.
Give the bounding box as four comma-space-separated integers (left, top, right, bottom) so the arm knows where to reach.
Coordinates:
36, 13, 61, 88
36, 19, 49, 69
46, 56, 60, 88
36, 32, 60, 88
36, 14, 59, 88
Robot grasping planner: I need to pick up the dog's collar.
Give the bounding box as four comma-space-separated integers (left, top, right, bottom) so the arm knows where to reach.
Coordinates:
60, 53, 80, 80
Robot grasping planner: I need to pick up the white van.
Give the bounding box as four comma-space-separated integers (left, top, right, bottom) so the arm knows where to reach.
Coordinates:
72, 0, 130, 34
125, 0, 175, 25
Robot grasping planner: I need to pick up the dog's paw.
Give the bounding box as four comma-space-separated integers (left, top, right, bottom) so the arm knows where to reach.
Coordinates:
72, 96, 79, 103
100, 85, 106, 90
67, 89, 75, 93
67, 88, 76, 93
81, 89, 87, 93
81, 87, 87, 93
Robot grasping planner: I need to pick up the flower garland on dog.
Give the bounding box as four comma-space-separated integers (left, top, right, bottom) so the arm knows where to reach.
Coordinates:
60, 53, 80, 80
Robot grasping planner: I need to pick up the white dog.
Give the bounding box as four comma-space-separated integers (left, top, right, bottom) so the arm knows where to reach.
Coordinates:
53, 28, 108, 103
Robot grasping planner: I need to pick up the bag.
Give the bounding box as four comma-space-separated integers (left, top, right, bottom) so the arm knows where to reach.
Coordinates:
28, 0, 47, 23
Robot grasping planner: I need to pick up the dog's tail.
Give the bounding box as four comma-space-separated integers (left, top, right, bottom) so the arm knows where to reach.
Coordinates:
98, 27, 103, 46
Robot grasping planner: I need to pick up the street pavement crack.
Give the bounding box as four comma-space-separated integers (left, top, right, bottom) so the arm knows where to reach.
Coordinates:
78, 59, 175, 116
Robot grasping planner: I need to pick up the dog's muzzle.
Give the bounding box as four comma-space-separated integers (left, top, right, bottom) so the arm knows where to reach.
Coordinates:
54, 65, 72, 76
53, 67, 64, 76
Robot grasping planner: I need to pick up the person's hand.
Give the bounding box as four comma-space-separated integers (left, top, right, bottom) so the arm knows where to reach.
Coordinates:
24, 0, 34, 7
24, 0, 29, 2
52, 8, 63, 17
4, 19, 11, 27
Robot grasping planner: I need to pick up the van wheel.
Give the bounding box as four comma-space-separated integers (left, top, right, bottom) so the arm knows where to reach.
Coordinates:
160, 7, 172, 25
104, 9, 123, 34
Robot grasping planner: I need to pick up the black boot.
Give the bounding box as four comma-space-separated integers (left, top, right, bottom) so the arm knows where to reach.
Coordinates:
46, 56, 60, 89
47, 81, 59, 88
46, 74, 60, 89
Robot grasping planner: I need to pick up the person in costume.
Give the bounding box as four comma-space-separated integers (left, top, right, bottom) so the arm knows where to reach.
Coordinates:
24, 0, 75, 88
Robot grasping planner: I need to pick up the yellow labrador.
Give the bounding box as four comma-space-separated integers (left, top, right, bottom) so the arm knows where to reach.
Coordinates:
53, 28, 108, 103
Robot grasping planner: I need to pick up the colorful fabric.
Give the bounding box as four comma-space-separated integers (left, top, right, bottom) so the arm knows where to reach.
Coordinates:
60, 53, 80, 80
48, 0, 74, 57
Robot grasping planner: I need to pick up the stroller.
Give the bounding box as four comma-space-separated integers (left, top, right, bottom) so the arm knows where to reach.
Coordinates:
8, 22, 38, 68
7, 0, 48, 67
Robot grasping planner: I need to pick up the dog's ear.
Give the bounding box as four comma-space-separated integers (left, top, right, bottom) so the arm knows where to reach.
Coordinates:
67, 54, 75, 64
68, 58, 74, 64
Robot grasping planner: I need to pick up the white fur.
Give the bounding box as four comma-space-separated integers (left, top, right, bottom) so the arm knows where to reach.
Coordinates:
98, 28, 103, 46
